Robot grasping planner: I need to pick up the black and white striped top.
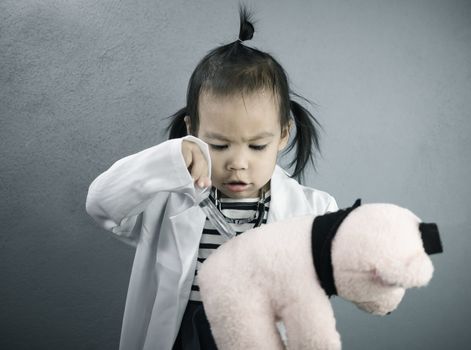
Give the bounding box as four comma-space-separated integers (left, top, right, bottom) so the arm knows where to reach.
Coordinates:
189, 186, 271, 302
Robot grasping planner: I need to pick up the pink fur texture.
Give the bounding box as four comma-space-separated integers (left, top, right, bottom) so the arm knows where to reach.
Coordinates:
198, 203, 435, 350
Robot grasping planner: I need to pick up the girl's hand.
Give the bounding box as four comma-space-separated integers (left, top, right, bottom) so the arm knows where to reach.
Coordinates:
182, 140, 212, 188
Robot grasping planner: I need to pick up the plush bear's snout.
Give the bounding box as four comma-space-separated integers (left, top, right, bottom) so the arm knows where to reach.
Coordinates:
354, 287, 405, 315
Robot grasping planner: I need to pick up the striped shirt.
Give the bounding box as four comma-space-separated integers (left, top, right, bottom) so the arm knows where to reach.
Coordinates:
189, 186, 271, 302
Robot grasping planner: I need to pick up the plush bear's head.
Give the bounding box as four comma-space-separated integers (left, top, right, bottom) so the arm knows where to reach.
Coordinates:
328, 202, 440, 315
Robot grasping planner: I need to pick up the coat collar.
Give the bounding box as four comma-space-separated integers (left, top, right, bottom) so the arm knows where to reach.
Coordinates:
268, 165, 313, 223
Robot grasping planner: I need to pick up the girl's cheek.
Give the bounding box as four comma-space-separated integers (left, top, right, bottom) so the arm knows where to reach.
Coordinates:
209, 153, 221, 164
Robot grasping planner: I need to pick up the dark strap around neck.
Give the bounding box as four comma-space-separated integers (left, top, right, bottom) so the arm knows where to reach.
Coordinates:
311, 199, 362, 297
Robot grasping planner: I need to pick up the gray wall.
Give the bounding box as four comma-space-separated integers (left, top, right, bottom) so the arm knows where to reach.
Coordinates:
1, 0, 469, 349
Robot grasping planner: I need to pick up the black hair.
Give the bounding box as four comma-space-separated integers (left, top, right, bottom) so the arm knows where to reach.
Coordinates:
164, 3, 322, 184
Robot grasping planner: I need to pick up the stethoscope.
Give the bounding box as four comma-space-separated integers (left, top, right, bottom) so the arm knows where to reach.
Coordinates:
210, 185, 267, 228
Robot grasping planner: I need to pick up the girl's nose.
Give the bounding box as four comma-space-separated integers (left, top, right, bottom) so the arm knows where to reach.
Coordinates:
227, 152, 248, 171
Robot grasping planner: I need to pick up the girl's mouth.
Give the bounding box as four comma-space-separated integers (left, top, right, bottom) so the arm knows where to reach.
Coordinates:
224, 182, 250, 192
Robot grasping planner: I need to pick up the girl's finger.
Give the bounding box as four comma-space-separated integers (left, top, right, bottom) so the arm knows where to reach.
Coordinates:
204, 177, 212, 188
191, 149, 209, 186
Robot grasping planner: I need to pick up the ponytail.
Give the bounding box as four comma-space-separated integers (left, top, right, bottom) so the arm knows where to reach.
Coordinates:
164, 107, 188, 139
283, 95, 322, 184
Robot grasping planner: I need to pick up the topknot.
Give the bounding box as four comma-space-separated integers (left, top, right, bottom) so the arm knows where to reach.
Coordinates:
238, 4, 255, 42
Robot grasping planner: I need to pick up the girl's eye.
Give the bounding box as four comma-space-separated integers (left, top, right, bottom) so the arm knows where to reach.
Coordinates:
250, 145, 267, 151
209, 144, 228, 150
209, 144, 267, 151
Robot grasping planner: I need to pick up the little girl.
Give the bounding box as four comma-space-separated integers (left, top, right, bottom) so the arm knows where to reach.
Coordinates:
86, 5, 337, 350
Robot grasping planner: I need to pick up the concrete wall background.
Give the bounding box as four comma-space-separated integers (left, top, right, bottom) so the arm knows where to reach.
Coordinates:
1, 0, 470, 349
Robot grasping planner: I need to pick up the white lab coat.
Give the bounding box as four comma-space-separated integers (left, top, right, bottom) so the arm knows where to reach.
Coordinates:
85, 135, 338, 350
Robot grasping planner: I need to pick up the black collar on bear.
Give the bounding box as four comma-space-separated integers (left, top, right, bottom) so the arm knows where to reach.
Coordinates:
311, 199, 362, 297
311, 199, 443, 298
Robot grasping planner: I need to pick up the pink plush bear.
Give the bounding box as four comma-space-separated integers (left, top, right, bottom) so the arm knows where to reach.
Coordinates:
198, 199, 442, 350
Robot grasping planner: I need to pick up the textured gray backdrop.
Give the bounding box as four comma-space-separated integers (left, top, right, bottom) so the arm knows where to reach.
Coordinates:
1, 0, 470, 349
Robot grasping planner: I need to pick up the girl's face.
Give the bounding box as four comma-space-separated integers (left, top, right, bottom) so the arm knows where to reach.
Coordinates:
186, 89, 290, 199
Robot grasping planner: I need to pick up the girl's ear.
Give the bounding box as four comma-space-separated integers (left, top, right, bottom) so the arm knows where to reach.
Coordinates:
278, 119, 292, 151
184, 116, 191, 135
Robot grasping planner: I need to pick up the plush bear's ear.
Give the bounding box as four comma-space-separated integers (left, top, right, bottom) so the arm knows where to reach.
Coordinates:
371, 253, 434, 289
419, 223, 443, 255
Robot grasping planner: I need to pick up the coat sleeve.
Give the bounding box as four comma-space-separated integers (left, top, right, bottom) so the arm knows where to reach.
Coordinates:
85, 135, 211, 243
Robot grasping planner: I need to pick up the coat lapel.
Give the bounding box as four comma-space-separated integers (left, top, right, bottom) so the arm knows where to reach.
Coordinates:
147, 193, 206, 349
